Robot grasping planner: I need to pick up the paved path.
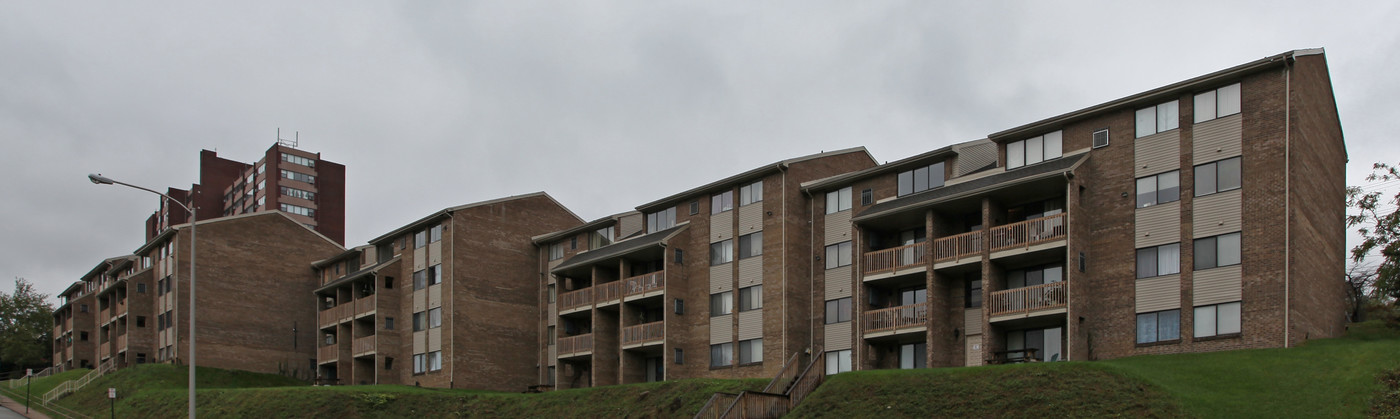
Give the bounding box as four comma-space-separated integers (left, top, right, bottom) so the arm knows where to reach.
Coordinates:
0, 392, 50, 419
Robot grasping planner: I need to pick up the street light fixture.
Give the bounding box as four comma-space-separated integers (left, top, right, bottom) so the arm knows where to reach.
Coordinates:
88, 174, 197, 419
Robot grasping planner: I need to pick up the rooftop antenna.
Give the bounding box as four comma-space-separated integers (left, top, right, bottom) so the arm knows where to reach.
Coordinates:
277, 128, 299, 149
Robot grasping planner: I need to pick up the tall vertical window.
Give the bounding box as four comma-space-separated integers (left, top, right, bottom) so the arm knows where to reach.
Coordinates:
738, 232, 763, 259
738, 339, 763, 364
861, 189, 873, 206
897, 162, 948, 195
1135, 101, 1180, 138
647, 207, 677, 232
413, 353, 426, 374
738, 286, 762, 311
824, 242, 852, 269
965, 279, 982, 308
826, 187, 852, 214
428, 307, 442, 328
1006, 131, 1063, 169
549, 243, 564, 261
1136, 309, 1181, 344
427, 351, 442, 371
710, 343, 733, 367
1136, 170, 1181, 208
1136, 243, 1181, 279
739, 181, 763, 206
710, 240, 734, 266
1194, 157, 1241, 197
413, 311, 425, 331
711, 191, 734, 214
824, 298, 851, 324
413, 270, 426, 290
427, 264, 442, 285
414, 231, 427, 248
1193, 83, 1242, 123
1193, 232, 1241, 270
430, 225, 443, 243
825, 350, 852, 375
709, 291, 733, 316
1194, 302, 1242, 338
590, 226, 614, 249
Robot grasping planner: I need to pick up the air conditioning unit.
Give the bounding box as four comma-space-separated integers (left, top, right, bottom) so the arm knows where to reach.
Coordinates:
1092, 129, 1109, 149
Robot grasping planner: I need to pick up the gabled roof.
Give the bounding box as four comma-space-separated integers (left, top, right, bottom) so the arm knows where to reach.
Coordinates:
552, 223, 689, 273
853, 152, 1089, 222
133, 211, 343, 255
635, 147, 874, 212
80, 255, 129, 281
311, 245, 372, 269
315, 255, 402, 293
531, 211, 637, 245
369, 192, 583, 245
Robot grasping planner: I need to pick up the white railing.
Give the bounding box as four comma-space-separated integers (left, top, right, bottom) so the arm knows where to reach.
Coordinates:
42, 360, 114, 404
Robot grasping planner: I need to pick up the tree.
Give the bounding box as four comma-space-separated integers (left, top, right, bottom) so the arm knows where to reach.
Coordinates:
1344, 264, 1377, 322
1347, 162, 1400, 304
0, 278, 53, 371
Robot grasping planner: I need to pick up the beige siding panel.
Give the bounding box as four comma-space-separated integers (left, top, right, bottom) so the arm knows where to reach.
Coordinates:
428, 327, 441, 351
618, 213, 643, 238
964, 308, 983, 335
953, 141, 998, 177
428, 284, 442, 308
548, 345, 556, 365
966, 335, 984, 367
1134, 130, 1180, 178
1135, 202, 1181, 248
1193, 265, 1243, 306
737, 311, 762, 340
709, 264, 733, 293
1193, 113, 1243, 162
824, 267, 852, 298
428, 241, 442, 265
738, 257, 763, 287
1193, 190, 1242, 238
1136, 274, 1181, 313
739, 203, 764, 235
823, 322, 852, 351
548, 259, 562, 270
548, 304, 556, 326
710, 315, 733, 343
824, 210, 853, 245
413, 288, 426, 312
710, 211, 734, 243
413, 247, 426, 271
413, 331, 425, 353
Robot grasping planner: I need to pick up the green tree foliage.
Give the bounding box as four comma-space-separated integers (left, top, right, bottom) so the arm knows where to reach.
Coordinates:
1347, 162, 1400, 304
0, 278, 54, 370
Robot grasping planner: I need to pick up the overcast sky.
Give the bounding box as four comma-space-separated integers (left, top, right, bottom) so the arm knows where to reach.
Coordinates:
4, 1, 1399, 304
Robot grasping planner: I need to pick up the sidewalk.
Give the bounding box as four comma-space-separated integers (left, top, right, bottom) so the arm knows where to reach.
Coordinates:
0, 392, 50, 419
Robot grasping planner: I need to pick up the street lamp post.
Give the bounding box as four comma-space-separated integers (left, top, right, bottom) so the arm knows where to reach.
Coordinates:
88, 174, 197, 419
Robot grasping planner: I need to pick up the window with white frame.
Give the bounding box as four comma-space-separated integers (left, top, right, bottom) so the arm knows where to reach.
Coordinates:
1006, 131, 1063, 169
647, 207, 677, 232
280, 203, 315, 217
1194, 302, 1241, 338
738, 232, 762, 259
427, 350, 442, 371
413, 270, 426, 290
738, 339, 763, 364
898, 162, 947, 195
549, 243, 564, 261
824, 241, 852, 269
711, 191, 733, 214
1137, 309, 1181, 344
1194, 157, 1241, 197
280, 186, 315, 201
1135, 101, 1180, 138
428, 264, 442, 285
826, 187, 852, 214
710, 291, 733, 316
1193, 232, 1241, 270
825, 350, 852, 375
1193, 83, 1242, 123
280, 169, 315, 184
1136, 170, 1181, 208
590, 226, 614, 249
412, 311, 425, 331
428, 307, 442, 328
738, 286, 762, 311
740, 181, 763, 206
824, 298, 851, 324
1136, 243, 1181, 279
413, 353, 426, 374
710, 240, 733, 266
414, 231, 427, 248
430, 224, 443, 243
710, 343, 733, 367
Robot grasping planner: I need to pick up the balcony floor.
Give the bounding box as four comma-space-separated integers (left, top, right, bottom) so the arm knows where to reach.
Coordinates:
990, 307, 1067, 323
990, 240, 1066, 261
863, 266, 927, 283
863, 325, 927, 341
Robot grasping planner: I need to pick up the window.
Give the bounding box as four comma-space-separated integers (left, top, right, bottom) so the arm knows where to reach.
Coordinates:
1194, 157, 1241, 197
861, 189, 873, 206
324, 333, 335, 346
427, 264, 442, 285
413, 353, 426, 374
824, 241, 852, 269
430, 225, 443, 243
689, 201, 699, 215
966, 280, 982, 308
1136, 243, 1181, 279
414, 231, 427, 248
826, 187, 852, 213
1194, 232, 1242, 270
710, 240, 733, 266
738, 339, 763, 364
711, 191, 734, 214
675, 348, 684, 365
280, 186, 315, 201
136, 316, 146, 328
674, 298, 685, 315
1193, 83, 1242, 123
1092, 128, 1110, 149
825, 350, 852, 375
413, 311, 425, 332
137, 283, 146, 293
570, 237, 577, 250
590, 226, 614, 249
1006, 131, 1063, 169
384, 277, 394, 289
1136, 170, 1180, 208
738, 286, 762, 311
282, 152, 316, 168
80, 331, 88, 341
385, 357, 394, 370
674, 249, 684, 264
279, 203, 316, 217
1194, 302, 1242, 338
897, 161, 948, 195
413, 270, 426, 290
740, 181, 763, 206
428, 307, 442, 328
1136, 309, 1181, 344
385, 317, 395, 330
647, 207, 677, 232
280, 169, 316, 184
547, 326, 556, 345
738, 232, 763, 259
710, 292, 733, 316
1135, 101, 1180, 138
824, 298, 851, 324
710, 343, 733, 367
81, 304, 89, 313
548, 285, 557, 303
549, 243, 564, 261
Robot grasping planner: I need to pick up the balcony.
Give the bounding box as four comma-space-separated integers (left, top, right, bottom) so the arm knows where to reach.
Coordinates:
863, 303, 929, 338
318, 303, 355, 328
933, 230, 982, 265
353, 335, 376, 357
862, 242, 928, 280
116, 334, 127, 351
559, 288, 594, 314
317, 345, 338, 364
988, 281, 1067, 321
558, 334, 593, 358
356, 297, 377, 318
596, 282, 622, 306
989, 214, 1067, 254
621, 321, 665, 349
622, 272, 665, 300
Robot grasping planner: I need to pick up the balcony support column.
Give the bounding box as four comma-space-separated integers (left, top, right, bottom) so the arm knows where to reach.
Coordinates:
979, 196, 1001, 365
926, 209, 960, 368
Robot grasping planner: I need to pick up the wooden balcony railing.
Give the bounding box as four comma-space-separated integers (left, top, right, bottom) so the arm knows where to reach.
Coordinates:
98, 343, 109, 360
933, 230, 983, 263
862, 242, 927, 275
357, 297, 377, 316
989, 213, 1067, 252
318, 345, 338, 363
622, 321, 665, 346
559, 287, 594, 312
987, 281, 1067, 317
353, 335, 376, 355
597, 281, 621, 303
318, 307, 336, 327
558, 333, 593, 356
863, 303, 929, 334
622, 272, 665, 297
116, 334, 127, 351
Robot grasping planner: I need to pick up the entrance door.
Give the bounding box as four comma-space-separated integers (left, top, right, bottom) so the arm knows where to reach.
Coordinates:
966, 335, 983, 367
899, 343, 927, 369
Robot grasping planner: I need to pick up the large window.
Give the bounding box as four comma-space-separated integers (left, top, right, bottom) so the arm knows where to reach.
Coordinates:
1136, 309, 1181, 344
413, 270, 427, 290
1136, 170, 1181, 208
897, 162, 948, 195
825, 350, 852, 375
824, 298, 851, 324
1194, 157, 1241, 197
1194, 232, 1241, 270
710, 291, 733, 316
428, 307, 442, 328
280, 169, 316, 184
413, 353, 426, 374
280, 203, 315, 217
710, 240, 733, 266
427, 351, 442, 372
647, 207, 677, 232
414, 231, 427, 248
738, 232, 762, 259
738, 339, 763, 364
1194, 302, 1242, 338
282, 152, 316, 168
1135, 101, 1180, 138
280, 186, 315, 201
427, 264, 442, 285
549, 243, 564, 261
590, 226, 614, 249
1193, 83, 1242, 123
711, 191, 734, 214
413, 311, 425, 332
740, 181, 763, 206
710, 343, 733, 368
1006, 131, 1063, 169
826, 187, 852, 214
430, 225, 443, 243
738, 286, 762, 311
965, 279, 982, 308
1136, 243, 1181, 279
824, 241, 852, 269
